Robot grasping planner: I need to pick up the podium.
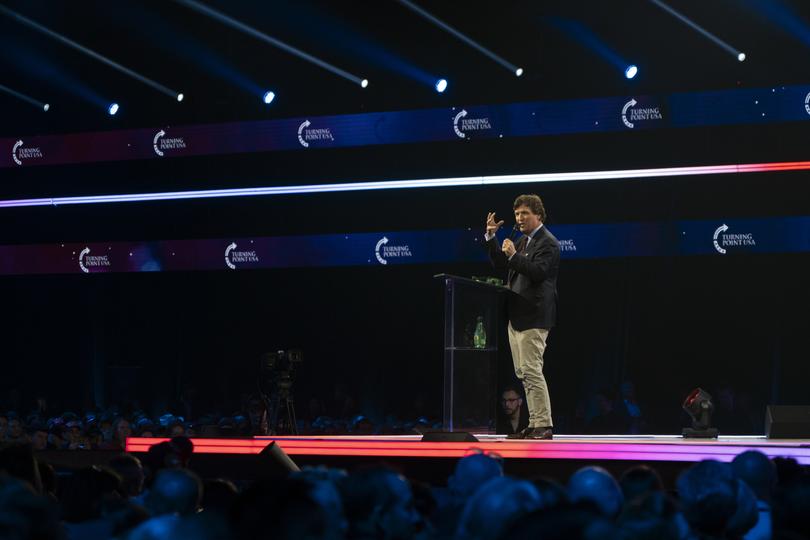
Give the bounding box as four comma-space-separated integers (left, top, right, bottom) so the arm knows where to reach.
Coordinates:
435, 274, 510, 434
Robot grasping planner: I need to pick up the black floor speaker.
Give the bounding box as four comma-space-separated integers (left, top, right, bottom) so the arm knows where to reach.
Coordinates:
765, 405, 810, 438
420, 431, 479, 442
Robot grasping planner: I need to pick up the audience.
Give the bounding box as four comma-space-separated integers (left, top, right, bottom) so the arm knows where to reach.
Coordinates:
0, 398, 808, 540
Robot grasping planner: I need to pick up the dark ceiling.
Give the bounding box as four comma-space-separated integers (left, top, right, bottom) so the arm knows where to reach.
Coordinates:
0, 0, 808, 136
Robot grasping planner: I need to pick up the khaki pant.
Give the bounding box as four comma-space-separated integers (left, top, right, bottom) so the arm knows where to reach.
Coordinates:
507, 322, 552, 428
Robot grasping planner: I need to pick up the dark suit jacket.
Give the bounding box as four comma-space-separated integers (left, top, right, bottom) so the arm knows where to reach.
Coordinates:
487, 226, 560, 330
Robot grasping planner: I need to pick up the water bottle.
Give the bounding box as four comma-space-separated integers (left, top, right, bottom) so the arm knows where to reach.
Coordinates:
473, 316, 487, 349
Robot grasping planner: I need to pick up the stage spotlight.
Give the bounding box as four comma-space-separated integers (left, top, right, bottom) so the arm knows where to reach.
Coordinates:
649, 0, 746, 64
625, 65, 638, 79
682, 388, 718, 438
107, 103, 119, 116
515, 67, 524, 77
176, 93, 185, 102
263, 91, 276, 104
435, 78, 448, 93
396, 0, 521, 77
0, 82, 50, 112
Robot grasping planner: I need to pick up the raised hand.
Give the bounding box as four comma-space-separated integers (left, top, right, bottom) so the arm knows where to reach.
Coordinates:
486, 212, 505, 236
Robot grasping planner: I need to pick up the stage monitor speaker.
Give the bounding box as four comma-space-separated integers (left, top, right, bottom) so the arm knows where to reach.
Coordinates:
258, 441, 300, 475
420, 431, 479, 442
765, 405, 810, 439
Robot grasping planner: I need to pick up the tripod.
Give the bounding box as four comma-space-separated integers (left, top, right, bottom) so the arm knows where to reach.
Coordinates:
266, 376, 298, 435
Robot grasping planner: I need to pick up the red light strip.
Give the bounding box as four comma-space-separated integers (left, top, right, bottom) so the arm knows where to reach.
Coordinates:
125, 436, 810, 464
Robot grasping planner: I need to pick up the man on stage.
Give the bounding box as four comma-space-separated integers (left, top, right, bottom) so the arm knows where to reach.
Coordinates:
485, 194, 560, 440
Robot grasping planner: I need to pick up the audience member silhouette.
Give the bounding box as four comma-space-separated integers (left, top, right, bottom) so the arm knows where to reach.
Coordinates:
568, 466, 625, 519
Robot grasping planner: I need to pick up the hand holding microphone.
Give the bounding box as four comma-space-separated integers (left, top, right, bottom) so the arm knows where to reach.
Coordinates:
502, 223, 519, 256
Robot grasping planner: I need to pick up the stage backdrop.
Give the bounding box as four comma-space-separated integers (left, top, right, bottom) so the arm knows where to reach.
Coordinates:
0, 116, 807, 434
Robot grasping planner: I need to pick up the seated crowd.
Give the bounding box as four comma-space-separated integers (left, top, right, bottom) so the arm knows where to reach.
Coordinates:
0, 406, 449, 451
0, 428, 808, 539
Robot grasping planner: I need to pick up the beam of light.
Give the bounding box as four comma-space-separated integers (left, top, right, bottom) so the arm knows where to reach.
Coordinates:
625, 65, 638, 79
107, 103, 120, 116
649, 0, 746, 61
435, 78, 448, 93
0, 4, 183, 100
4, 44, 108, 108
263, 91, 276, 104
396, 0, 523, 76
173, 0, 367, 87
259, 0, 429, 90
1, 160, 809, 209
108, 1, 264, 100
0, 83, 49, 111
739, 0, 810, 49
548, 17, 632, 78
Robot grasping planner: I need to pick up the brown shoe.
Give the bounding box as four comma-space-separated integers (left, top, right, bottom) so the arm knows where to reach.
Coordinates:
524, 427, 553, 440
506, 427, 530, 439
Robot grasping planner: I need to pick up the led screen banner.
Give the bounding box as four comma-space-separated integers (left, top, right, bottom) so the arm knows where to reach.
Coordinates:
0, 216, 806, 277
2, 84, 810, 170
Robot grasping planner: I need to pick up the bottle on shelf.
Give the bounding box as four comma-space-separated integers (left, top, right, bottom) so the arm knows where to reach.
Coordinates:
473, 316, 487, 349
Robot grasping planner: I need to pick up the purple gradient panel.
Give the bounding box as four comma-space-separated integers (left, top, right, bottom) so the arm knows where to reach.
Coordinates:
515, 442, 810, 465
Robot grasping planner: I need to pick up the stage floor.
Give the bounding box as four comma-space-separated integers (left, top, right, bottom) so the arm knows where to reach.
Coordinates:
126, 434, 810, 465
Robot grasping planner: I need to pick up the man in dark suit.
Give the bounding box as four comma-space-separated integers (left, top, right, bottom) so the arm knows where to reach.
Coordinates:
486, 194, 560, 440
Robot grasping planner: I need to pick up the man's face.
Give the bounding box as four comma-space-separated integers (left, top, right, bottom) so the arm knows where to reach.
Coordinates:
31, 431, 48, 450
116, 420, 132, 440
514, 205, 541, 234
501, 391, 522, 416
8, 419, 22, 437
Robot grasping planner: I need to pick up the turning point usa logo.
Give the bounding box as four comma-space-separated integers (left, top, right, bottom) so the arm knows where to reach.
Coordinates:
78, 247, 111, 273
12, 140, 44, 166
153, 129, 187, 157
224, 242, 259, 270
374, 236, 413, 265
297, 120, 335, 148
453, 109, 492, 139
621, 98, 664, 129
713, 224, 756, 255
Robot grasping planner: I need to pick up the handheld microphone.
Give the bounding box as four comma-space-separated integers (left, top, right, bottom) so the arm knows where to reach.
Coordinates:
508, 223, 520, 241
